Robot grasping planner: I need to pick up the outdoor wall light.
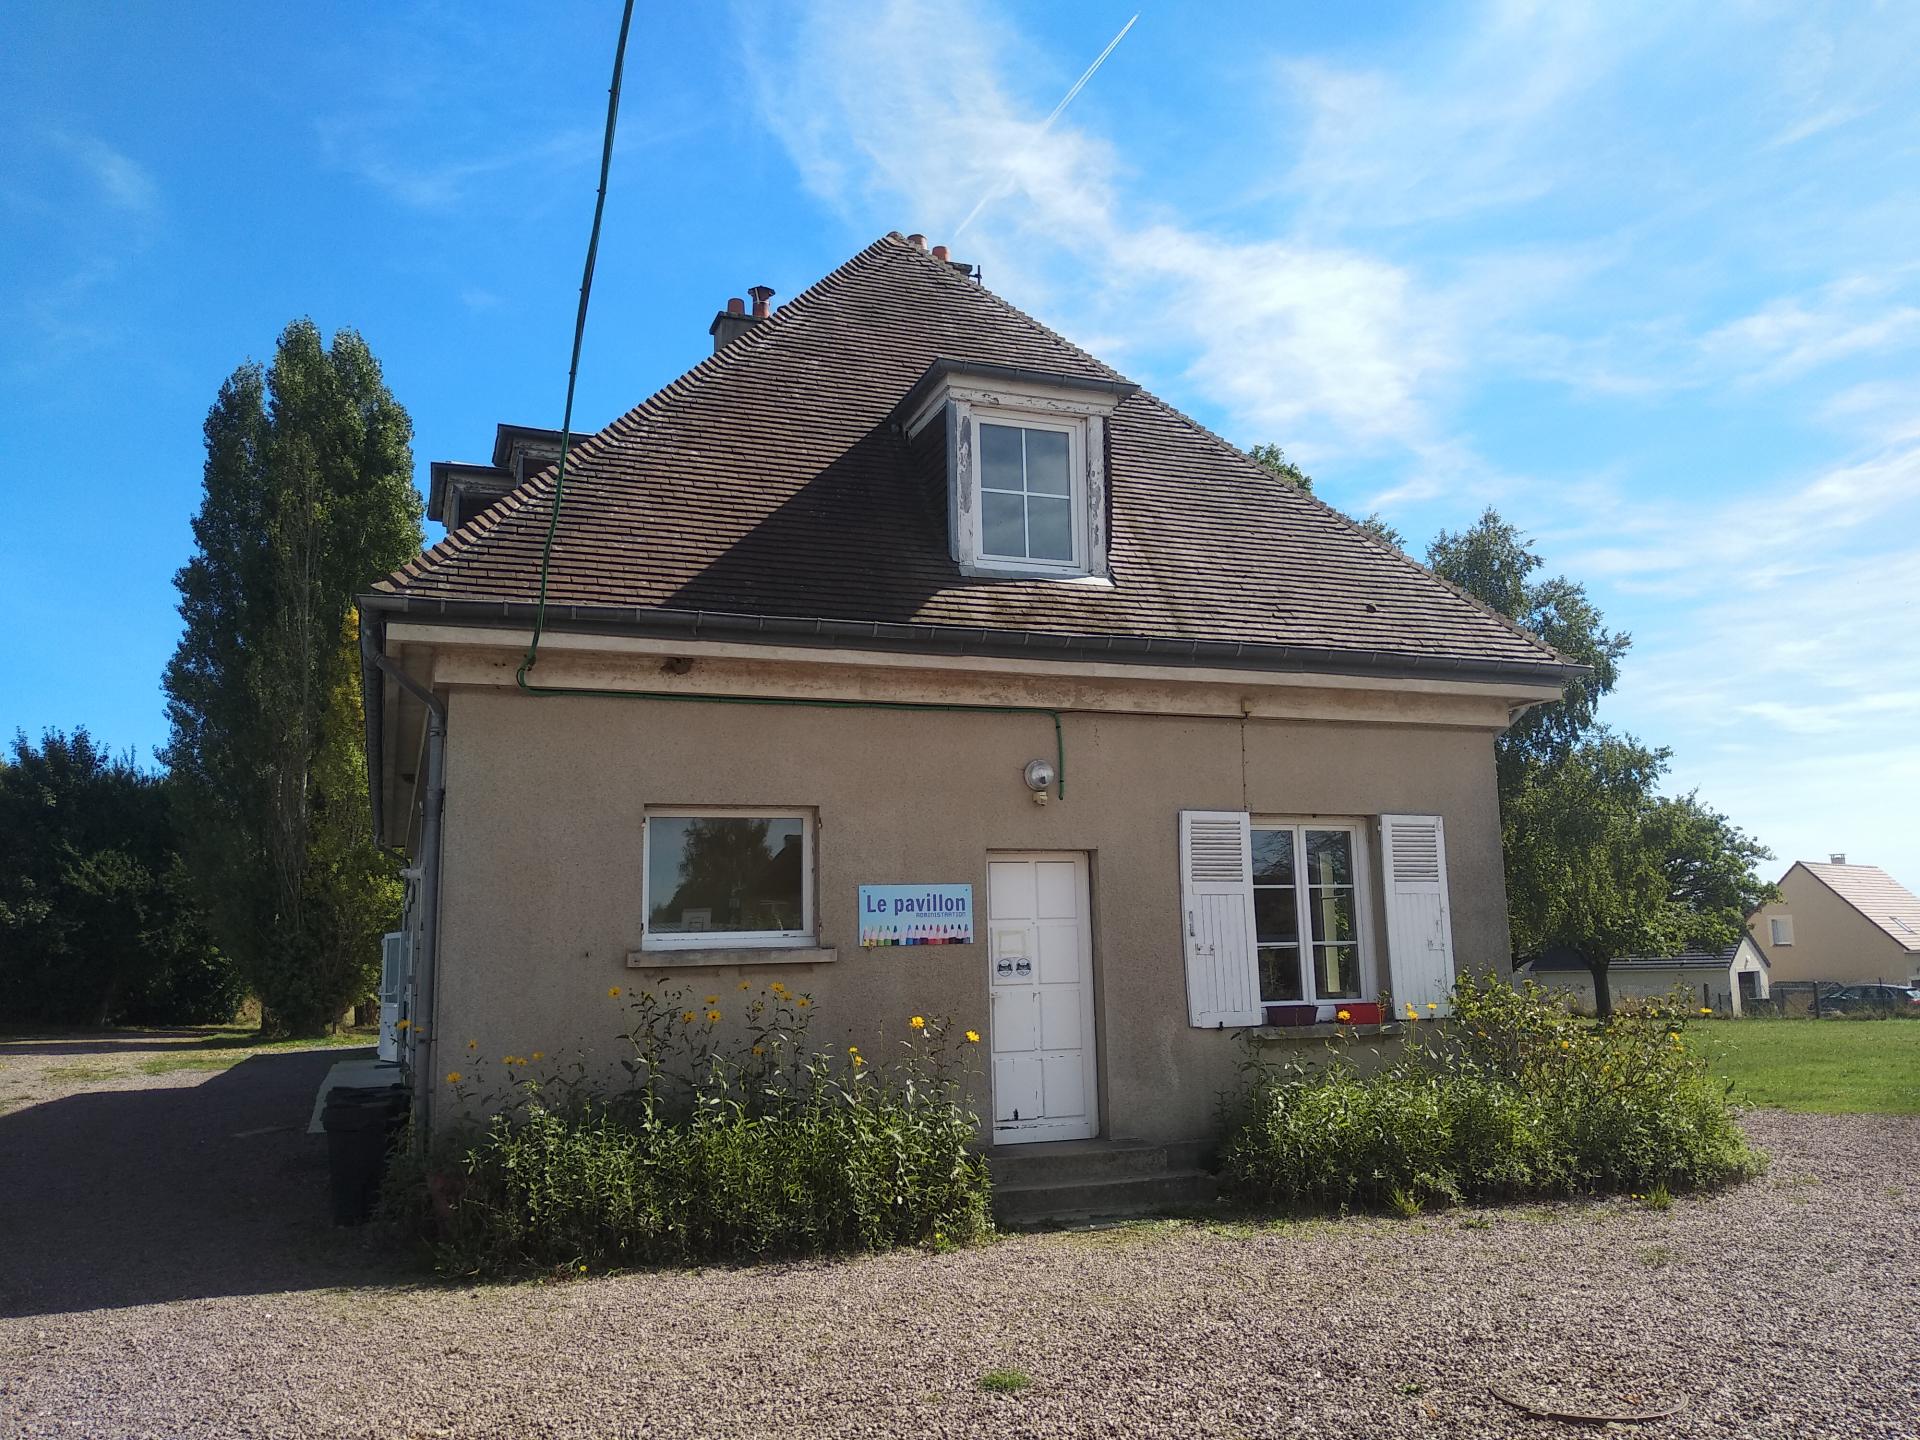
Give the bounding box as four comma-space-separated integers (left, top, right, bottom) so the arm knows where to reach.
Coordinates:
1023, 758, 1056, 805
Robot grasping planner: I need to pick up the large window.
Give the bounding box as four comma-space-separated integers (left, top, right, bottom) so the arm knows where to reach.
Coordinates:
1252, 824, 1366, 1005
976, 414, 1084, 570
642, 809, 813, 950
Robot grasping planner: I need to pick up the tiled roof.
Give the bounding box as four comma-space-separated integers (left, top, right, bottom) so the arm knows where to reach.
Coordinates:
378, 234, 1573, 677
1801, 863, 1920, 952
1525, 942, 1753, 973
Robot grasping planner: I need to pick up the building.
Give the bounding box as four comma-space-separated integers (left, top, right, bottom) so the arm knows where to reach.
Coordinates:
359, 233, 1577, 1153
1747, 858, 1920, 987
1515, 937, 1771, 1016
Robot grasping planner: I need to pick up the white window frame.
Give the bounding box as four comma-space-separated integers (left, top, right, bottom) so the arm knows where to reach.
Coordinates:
641, 806, 815, 951
970, 407, 1089, 577
1769, 916, 1793, 947
1250, 818, 1376, 1009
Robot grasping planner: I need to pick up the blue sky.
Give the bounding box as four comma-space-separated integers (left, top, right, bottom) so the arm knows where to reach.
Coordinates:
4, 1, 1918, 884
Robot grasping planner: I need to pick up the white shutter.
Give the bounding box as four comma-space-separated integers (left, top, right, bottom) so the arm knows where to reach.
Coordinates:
1382, 813, 1456, 1016
1179, 810, 1262, 1027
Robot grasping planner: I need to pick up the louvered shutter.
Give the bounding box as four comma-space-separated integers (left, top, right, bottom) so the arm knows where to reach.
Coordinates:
1382, 814, 1456, 1015
1179, 810, 1262, 1027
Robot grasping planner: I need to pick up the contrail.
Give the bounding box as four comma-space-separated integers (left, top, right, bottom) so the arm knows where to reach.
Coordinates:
953, 12, 1139, 237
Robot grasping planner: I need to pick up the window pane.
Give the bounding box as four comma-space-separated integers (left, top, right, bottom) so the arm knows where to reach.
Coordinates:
1316, 945, 1362, 999
1259, 946, 1303, 1003
648, 816, 806, 935
1307, 890, 1356, 944
1025, 428, 1071, 495
1303, 830, 1353, 886
982, 490, 1026, 557
1027, 495, 1074, 561
1254, 886, 1298, 945
980, 423, 1024, 491
1251, 829, 1295, 883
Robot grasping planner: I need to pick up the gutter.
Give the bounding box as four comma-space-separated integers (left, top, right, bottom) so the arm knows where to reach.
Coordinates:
359, 612, 447, 1146
357, 592, 1589, 690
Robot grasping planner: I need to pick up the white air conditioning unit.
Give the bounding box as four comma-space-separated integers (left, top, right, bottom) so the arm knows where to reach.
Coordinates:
378, 930, 411, 1064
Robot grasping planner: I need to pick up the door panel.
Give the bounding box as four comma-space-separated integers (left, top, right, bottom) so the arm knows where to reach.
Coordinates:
989, 854, 1096, 1143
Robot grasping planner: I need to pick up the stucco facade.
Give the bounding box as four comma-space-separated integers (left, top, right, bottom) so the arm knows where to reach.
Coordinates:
1748, 864, 1920, 986
417, 642, 1520, 1144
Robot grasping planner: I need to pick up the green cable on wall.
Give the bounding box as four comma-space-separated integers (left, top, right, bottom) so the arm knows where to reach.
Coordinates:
510, 0, 1067, 799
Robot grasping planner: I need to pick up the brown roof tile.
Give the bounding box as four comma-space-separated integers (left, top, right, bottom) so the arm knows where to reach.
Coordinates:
378, 234, 1573, 678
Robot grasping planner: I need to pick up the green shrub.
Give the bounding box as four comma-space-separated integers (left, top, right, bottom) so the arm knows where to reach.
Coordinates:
392, 985, 992, 1275
1219, 975, 1762, 1213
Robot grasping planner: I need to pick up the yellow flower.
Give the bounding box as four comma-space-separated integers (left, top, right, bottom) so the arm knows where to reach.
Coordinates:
503, 1056, 516, 1066
770, 981, 787, 995
608, 986, 622, 999
1698, 1007, 1713, 1016
681, 1010, 696, 1024
1559, 1040, 1571, 1051
467, 1038, 478, 1050
1426, 1002, 1438, 1012
704, 995, 719, 1005
1336, 1009, 1352, 1023
532, 1051, 544, 1062
852, 1054, 866, 1068
910, 1016, 926, 1030
445, 1071, 462, 1084
965, 1030, 981, 1044
738, 981, 751, 990
796, 997, 810, 1008
394, 1018, 410, 1032
1405, 1002, 1418, 1019
752, 1045, 765, 1057
706, 1009, 722, 1023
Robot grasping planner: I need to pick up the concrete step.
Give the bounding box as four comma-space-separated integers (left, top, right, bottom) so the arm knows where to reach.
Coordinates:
993, 1168, 1219, 1227
984, 1137, 1214, 1188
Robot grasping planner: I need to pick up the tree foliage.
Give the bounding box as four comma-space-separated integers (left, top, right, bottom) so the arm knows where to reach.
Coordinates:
0, 730, 242, 1026
1426, 508, 1772, 1015
162, 320, 421, 1036
1248, 443, 1312, 491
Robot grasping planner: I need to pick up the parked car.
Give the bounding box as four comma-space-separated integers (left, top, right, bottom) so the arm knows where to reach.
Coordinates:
1821, 984, 1920, 1015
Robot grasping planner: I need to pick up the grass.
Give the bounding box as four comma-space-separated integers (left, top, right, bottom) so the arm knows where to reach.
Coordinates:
1698, 1017, 1920, 1114
43, 1063, 123, 1083
979, 1369, 1031, 1395
137, 1052, 251, 1076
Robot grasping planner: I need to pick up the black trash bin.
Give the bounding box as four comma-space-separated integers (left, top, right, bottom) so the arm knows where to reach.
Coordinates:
322, 1083, 408, 1225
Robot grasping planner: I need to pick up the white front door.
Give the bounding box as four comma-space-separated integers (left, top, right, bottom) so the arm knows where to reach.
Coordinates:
988, 853, 1097, 1144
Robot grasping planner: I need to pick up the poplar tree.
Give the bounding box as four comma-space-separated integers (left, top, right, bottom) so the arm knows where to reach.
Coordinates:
163, 321, 421, 1036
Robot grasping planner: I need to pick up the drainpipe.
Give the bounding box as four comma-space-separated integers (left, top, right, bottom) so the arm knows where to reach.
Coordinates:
361, 628, 448, 1148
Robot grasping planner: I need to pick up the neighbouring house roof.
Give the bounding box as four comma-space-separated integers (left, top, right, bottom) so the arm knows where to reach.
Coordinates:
1523, 939, 1762, 973
1796, 862, 1920, 953
370, 232, 1579, 684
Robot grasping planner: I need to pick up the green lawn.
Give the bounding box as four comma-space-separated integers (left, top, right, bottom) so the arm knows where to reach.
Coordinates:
1699, 1018, 1920, 1114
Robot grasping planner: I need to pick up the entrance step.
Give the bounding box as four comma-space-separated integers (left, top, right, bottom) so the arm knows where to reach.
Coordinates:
986, 1138, 1218, 1226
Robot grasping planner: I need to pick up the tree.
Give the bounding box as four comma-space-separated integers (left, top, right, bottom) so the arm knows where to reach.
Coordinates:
1248, 443, 1312, 491
0, 729, 241, 1026
1428, 508, 1631, 782
163, 321, 422, 1036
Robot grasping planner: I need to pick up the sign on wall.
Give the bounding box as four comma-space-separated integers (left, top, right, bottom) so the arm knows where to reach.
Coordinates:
859, 884, 974, 947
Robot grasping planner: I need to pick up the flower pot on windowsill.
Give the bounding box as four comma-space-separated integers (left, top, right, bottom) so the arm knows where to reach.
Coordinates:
1264, 1004, 1320, 1028
1335, 1002, 1382, 1026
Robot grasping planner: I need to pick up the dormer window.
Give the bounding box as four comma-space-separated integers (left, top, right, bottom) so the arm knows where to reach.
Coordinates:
900, 358, 1137, 581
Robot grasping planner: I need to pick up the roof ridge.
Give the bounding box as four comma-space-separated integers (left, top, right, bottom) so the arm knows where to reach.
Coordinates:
386, 233, 909, 592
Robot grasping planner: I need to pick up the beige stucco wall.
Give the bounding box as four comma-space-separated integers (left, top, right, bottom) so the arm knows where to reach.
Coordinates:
1748, 867, 1918, 985
425, 684, 1512, 1144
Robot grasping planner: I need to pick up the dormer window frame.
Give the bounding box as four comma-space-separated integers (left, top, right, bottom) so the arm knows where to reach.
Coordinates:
900, 360, 1136, 583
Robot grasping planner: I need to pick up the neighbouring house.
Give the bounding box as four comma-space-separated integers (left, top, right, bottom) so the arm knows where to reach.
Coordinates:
1515, 937, 1770, 1017
1747, 857, 1920, 987
359, 232, 1578, 1152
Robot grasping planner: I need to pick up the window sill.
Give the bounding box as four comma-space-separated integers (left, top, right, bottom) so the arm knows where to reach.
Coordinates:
1245, 1023, 1401, 1042
627, 946, 837, 969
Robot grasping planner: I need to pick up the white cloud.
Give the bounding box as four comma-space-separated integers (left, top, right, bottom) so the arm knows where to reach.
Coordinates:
1702, 272, 1920, 386
42, 130, 159, 215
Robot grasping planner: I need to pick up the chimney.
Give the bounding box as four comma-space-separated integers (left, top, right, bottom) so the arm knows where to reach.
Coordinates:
1830, 852, 1847, 865
906, 233, 927, 250
708, 288, 775, 353
929, 243, 979, 281
931, 244, 948, 261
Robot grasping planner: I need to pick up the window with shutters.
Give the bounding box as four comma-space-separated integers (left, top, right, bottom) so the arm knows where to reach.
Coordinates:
1769, 916, 1793, 946
1251, 822, 1373, 1006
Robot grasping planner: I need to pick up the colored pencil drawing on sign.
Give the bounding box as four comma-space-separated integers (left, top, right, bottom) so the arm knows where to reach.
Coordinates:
859, 884, 974, 947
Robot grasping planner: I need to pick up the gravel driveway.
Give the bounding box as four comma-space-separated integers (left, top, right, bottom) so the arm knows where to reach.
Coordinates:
2, 1037, 1915, 1439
